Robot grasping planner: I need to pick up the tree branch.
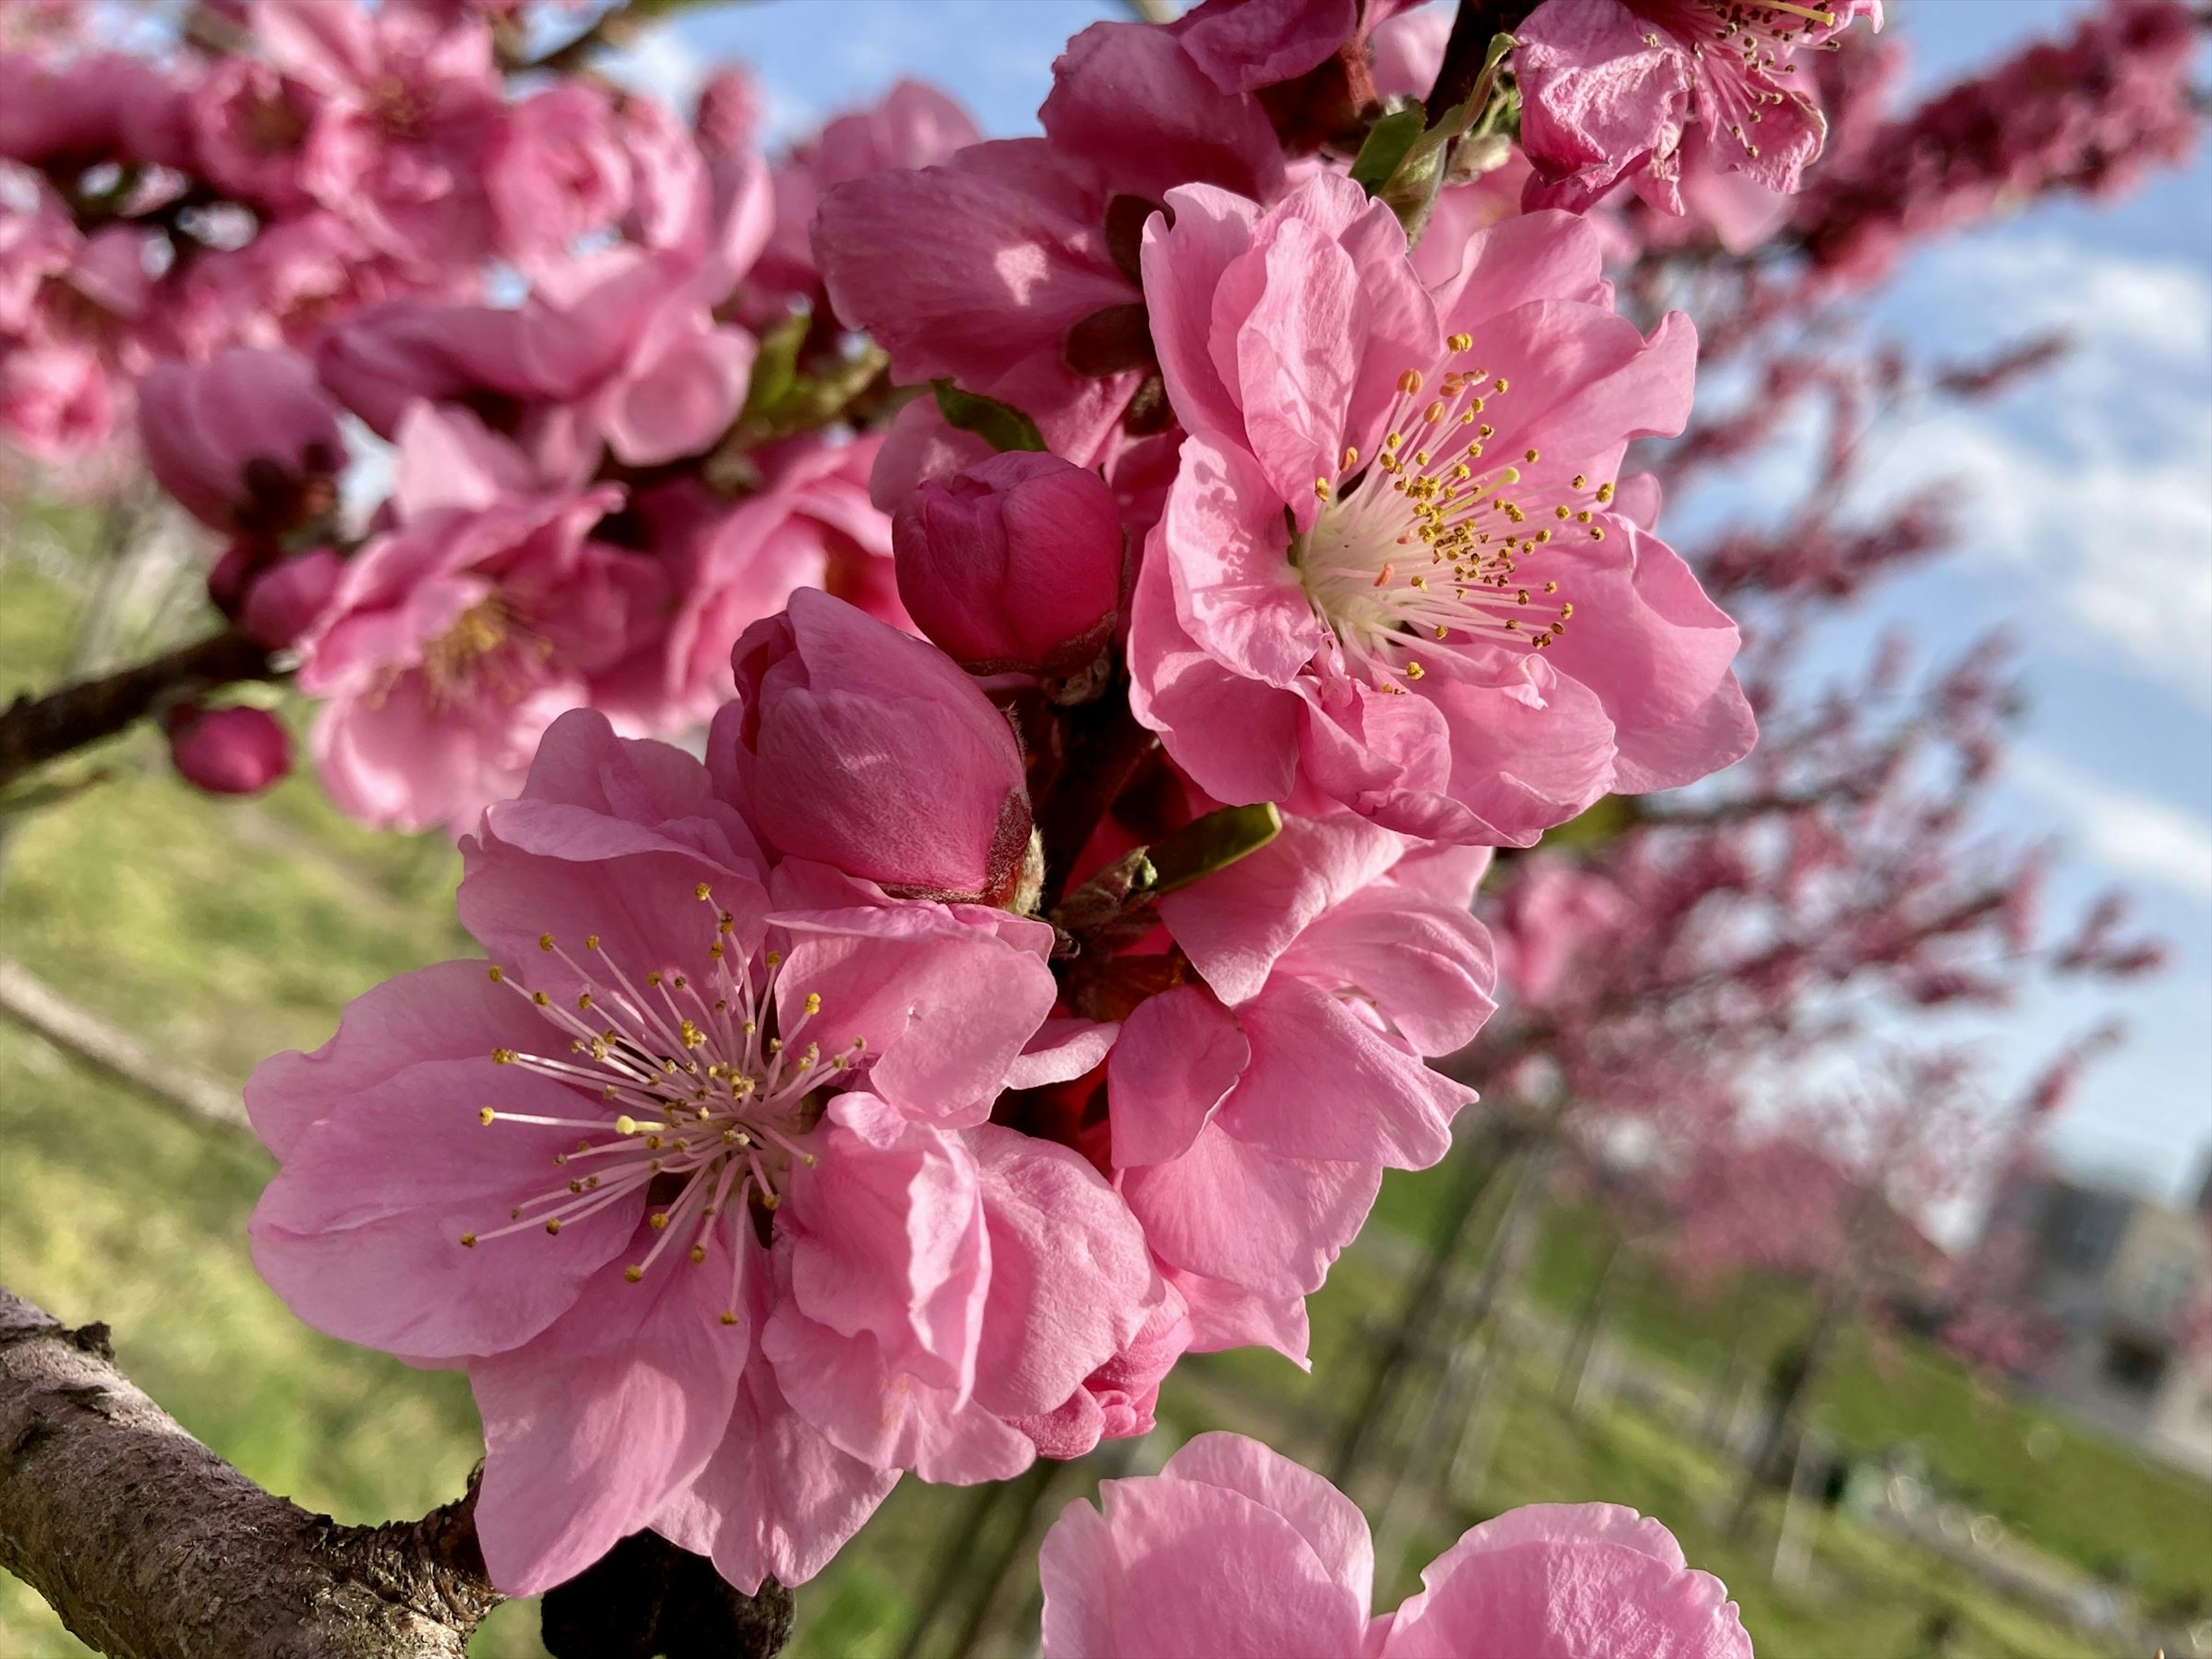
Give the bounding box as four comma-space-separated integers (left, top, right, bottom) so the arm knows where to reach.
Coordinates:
1426, 0, 1533, 122
0, 954, 249, 1132
0, 1284, 502, 1658
0, 628, 276, 794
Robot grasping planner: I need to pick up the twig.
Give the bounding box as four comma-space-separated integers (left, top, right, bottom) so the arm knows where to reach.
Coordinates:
0, 628, 276, 794
1427, 1, 1533, 122
0, 1283, 503, 1658
0, 953, 249, 1132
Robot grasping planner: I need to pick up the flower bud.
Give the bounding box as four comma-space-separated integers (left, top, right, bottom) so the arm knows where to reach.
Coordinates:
892, 451, 1124, 677
165, 703, 291, 797
138, 349, 345, 535
724, 589, 1033, 904
241, 548, 344, 650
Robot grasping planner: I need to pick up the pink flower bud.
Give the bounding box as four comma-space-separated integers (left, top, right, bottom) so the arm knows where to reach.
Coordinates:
166, 704, 291, 797
725, 589, 1033, 904
241, 548, 344, 649
139, 349, 346, 535
892, 452, 1125, 677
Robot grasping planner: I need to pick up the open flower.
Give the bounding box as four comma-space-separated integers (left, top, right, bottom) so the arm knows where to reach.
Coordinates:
1039, 1431, 1753, 1658
293, 403, 654, 832
1516, 0, 1885, 215
250, 710, 1162, 1593
1106, 815, 1495, 1357
1130, 172, 1753, 846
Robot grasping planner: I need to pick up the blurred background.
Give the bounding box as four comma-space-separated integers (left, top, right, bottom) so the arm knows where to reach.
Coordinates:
2, 2, 2208, 1655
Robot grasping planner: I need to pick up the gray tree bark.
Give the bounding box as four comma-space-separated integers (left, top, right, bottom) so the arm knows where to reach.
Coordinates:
0, 1285, 501, 1658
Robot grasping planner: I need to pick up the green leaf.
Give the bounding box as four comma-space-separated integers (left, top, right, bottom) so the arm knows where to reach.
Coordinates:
1350, 104, 1427, 196
930, 380, 1047, 453
1381, 33, 1519, 243
1145, 803, 1283, 897
738, 310, 809, 426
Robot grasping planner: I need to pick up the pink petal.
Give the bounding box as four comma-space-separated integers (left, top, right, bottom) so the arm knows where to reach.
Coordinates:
471, 1222, 750, 1594
1121, 1118, 1379, 1299
1107, 984, 1250, 1168
249, 1056, 632, 1358
1039, 1475, 1368, 1659
1163, 1432, 1374, 1616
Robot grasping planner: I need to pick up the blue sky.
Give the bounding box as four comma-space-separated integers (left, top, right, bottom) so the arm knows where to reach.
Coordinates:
626, 1, 2212, 1206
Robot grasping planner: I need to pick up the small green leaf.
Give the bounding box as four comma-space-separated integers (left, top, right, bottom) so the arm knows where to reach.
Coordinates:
1350, 104, 1427, 196
930, 380, 1047, 453
738, 310, 809, 425
1146, 803, 1283, 897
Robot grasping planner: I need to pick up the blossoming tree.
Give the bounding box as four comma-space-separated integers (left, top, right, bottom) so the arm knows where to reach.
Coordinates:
0, 0, 2197, 1655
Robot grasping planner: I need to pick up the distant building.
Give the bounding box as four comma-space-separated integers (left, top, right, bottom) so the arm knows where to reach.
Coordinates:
1984, 1162, 2212, 1476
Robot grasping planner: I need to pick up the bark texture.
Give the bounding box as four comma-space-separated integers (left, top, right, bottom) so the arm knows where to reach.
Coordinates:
0, 628, 276, 794
0, 1285, 501, 1658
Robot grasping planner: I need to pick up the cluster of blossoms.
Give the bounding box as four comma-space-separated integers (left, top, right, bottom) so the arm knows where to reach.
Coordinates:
22, 0, 2080, 1637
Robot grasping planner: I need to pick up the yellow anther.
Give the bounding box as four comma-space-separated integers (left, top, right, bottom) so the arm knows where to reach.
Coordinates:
1423, 400, 1445, 425
1493, 377, 1510, 392
804, 991, 823, 1016
1314, 476, 1332, 502
544, 1217, 563, 1235
1341, 446, 1359, 470
649, 1212, 670, 1231
1397, 369, 1423, 395
1406, 661, 1426, 680
1555, 505, 1571, 520
1545, 581, 1559, 593
646, 971, 662, 987
624, 1265, 644, 1283
487, 965, 503, 983
1596, 481, 1615, 503
538, 933, 555, 952
645, 1134, 664, 1150
1590, 526, 1606, 541
719, 1309, 738, 1325
577, 993, 593, 1011
708, 941, 725, 960
532, 990, 550, 1006
1447, 332, 1473, 352
694, 881, 712, 901
1560, 603, 1575, 619
1435, 624, 1452, 640
762, 1192, 781, 1211
584, 933, 601, 950
766, 950, 782, 968
1524, 448, 1540, 463
691, 1244, 708, 1264
478, 1107, 497, 1126
491, 1048, 517, 1065
459, 1232, 478, 1248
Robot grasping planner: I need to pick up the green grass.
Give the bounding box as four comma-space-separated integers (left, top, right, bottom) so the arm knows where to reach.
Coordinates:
0, 552, 2203, 1656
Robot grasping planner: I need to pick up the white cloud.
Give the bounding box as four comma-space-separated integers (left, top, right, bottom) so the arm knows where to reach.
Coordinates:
604, 26, 710, 111
1855, 236, 2212, 707
2012, 748, 2212, 901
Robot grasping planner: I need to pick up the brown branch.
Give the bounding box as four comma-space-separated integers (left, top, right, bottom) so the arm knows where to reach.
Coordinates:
0, 1283, 502, 1658
0, 954, 249, 1132
1426, 1, 1533, 121
0, 628, 276, 794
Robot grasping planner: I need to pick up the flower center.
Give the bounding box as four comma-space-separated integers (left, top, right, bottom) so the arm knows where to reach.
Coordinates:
416, 595, 554, 707
459, 882, 866, 1323
1297, 336, 1612, 695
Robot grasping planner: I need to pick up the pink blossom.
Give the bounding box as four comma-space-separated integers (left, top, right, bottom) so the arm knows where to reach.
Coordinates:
1129, 173, 1753, 846
293, 403, 654, 832
183, 56, 321, 216
0, 338, 111, 457
594, 434, 902, 733
751, 80, 979, 317
1106, 815, 1495, 1357
1515, 0, 1884, 216
1490, 853, 1636, 1006
892, 451, 1127, 677
255, 0, 505, 276
166, 703, 293, 796
1039, 1431, 1752, 1658
0, 49, 190, 169
814, 18, 1286, 466
718, 590, 1034, 907
249, 710, 1157, 1593
137, 348, 346, 534
485, 82, 634, 276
